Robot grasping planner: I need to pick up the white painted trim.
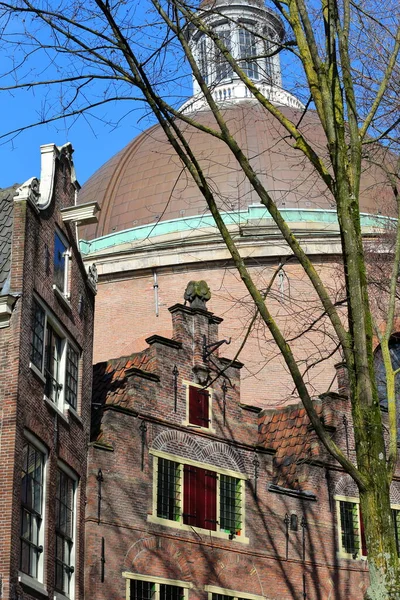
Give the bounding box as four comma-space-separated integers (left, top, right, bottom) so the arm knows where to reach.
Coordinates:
61, 201, 100, 225
21, 432, 48, 583
122, 573, 191, 600
149, 454, 249, 544
182, 380, 214, 431
122, 573, 193, 588
147, 514, 249, 544
205, 585, 266, 600
334, 496, 365, 560
149, 449, 247, 479
32, 294, 80, 414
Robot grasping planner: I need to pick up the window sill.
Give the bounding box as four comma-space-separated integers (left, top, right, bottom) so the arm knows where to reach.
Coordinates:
53, 285, 71, 309
147, 515, 249, 544
18, 572, 48, 596
67, 405, 83, 425
182, 420, 216, 434
44, 395, 69, 423
54, 591, 71, 600
337, 552, 367, 561
29, 362, 46, 384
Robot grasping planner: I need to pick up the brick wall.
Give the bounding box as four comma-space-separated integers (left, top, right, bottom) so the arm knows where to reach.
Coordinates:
0, 147, 95, 600
91, 259, 344, 409
85, 297, 373, 600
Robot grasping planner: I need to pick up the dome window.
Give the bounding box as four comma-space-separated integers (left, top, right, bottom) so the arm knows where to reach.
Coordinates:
238, 28, 259, 80
214, 29, 233, 82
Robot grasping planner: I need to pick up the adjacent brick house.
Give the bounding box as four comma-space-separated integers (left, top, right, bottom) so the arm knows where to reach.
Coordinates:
0, 144, 98, 600
85, 283, 399, 600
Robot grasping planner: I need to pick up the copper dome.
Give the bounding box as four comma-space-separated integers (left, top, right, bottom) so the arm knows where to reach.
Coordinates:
78, 102, 393, 240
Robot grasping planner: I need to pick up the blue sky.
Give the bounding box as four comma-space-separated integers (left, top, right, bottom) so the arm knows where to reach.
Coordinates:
0, 0, 300, 190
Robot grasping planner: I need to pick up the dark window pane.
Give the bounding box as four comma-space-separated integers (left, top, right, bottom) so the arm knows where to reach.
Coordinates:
20, 442, 44, 578
239, 29, 259, 79
393, 509, 400, 556
55, 469, 75, 595
131, 581, 155, 600
160, 584, 185, 600
44, 325, 62, 403
157, 459, 180, 521
65, 345, 79, 409
340, 501, 359, 555
215, 29, 232, 81
30, 301, 45, 370
220, 475, 241, 533
54, 232, 67, 291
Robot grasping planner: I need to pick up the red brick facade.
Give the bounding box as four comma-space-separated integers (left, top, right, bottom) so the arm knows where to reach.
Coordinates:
85, 290, 391, 600
0, 146, 95, 600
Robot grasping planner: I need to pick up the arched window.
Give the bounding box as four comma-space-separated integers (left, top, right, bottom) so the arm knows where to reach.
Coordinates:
374, 335, 400, 409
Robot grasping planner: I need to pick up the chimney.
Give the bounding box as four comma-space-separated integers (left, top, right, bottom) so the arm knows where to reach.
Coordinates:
169, 281, 222, 385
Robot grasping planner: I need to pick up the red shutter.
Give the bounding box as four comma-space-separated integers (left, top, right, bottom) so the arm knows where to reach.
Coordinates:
204, 470, 217, 531
189, 387, 210, 427
359, 507, 367, 556
183, 465, 217, 531
183, 465, 198, 526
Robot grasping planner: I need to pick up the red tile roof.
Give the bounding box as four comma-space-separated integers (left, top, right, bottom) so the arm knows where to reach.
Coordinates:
91, 351, 156, 442
258, 401, 324, 490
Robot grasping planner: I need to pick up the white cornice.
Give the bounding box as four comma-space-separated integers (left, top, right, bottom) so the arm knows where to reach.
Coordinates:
0, 294, 18, 328
61, 201, 100, 225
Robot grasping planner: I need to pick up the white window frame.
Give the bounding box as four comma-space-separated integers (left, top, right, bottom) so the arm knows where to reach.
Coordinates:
29, 295, 80, 414
148, 450, 249, 544
53, 228, 71, 301
182, 380, 215, 433
19, 431, 48, 589
123, 573, 192, 600
335, 496, 364, 559
205, 586, 266, 600
335, 496, 400, 560
54, 461, 78, 600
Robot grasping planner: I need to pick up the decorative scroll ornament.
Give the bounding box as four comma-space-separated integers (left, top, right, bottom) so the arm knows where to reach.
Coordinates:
14, 177, 40, 206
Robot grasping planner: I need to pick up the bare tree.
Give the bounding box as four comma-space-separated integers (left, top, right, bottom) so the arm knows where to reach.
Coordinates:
1, 0, 400, 596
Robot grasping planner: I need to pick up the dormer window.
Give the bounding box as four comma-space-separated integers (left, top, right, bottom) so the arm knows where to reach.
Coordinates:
54, 230, 70, 298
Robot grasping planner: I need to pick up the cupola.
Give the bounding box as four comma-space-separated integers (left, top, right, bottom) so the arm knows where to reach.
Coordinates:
182, 0, 303, 112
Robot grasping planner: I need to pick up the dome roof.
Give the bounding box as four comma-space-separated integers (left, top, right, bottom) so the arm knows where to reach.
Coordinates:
79, 102, 393, 240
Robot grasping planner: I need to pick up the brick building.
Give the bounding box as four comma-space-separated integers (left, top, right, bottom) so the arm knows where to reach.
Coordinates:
85, 283, 400, 600
0, 143, 98, 600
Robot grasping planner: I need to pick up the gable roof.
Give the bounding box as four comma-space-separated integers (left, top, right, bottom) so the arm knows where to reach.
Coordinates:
0, 185, 18, 293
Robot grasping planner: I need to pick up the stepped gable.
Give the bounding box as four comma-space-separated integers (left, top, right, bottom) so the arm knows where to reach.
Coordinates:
0, 185, 18, 292
258, 401, 324, 490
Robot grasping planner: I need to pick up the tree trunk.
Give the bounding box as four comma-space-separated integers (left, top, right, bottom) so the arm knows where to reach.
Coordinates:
360, 477, 400, 599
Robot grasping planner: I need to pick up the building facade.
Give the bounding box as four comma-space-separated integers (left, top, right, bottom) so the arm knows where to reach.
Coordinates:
0, 144, 97, 600
85, 282, 400, 600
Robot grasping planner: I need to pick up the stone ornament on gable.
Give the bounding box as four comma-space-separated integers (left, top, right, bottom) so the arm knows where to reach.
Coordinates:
87, 263, 98, 294
184, 280, 211, 309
